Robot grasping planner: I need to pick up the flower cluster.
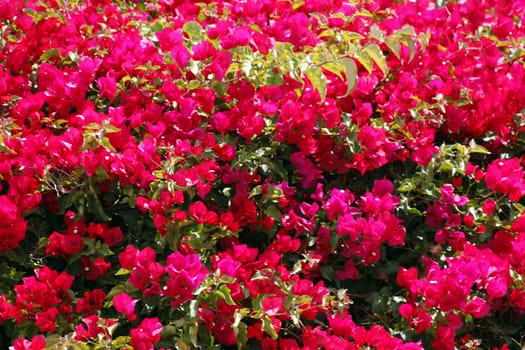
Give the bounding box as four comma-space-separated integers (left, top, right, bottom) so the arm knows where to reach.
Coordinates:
0, 0, 525, 349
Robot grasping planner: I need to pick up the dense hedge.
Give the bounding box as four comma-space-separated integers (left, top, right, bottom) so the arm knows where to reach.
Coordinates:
1, 0, 525, 349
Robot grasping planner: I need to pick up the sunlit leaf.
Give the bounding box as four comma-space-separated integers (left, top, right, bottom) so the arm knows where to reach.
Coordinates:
338, 57, 358, 97
305, 66, 327, 102
364, 43, 388, 76
356, 50, 374, 74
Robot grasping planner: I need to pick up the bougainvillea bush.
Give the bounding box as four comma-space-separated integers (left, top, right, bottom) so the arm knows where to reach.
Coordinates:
1, 0, 525, 348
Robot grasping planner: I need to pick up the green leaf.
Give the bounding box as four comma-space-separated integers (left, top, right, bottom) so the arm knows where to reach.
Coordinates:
217, 285, 236, 305
115, 268, 131, 276
58, 191, 82, 214
112, 336, 132, 349
264, 205, 281, 221
241, 54, 253, 77
101, 137, 116, 152
320, 265, 336, 282
39, 48, 61, 62
338, 58, 358, 97
397, 180, 416, 192
266, 184, 284, 199
399, 24, 416, 37
249, 185, 262, 198
103, 124, 121, 133
262, 317, 278, 339
87, 193, 111, 222
305, 66, 327, 102
234, 322, 248, 349
264, 70, 283, 86
106, 284, 130, 301
364, 43, 388, 76
151, 21, 163, 32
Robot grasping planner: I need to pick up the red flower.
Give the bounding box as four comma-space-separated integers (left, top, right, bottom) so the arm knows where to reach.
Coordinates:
0, 195, 26, 251
119, 244, 139, 269
81, 257, 111, 281
482, 199, 497, 215
101, 226, 124, 247
192, 40, 217, 61
45, 231, 84, 257
336, 260, 359, 280
0, 295, 15, 322
35, 307, 59, 332
432, 324, 455, 350
212, 319, 236, 346
280, 338, 300, 350
236, 114, 265, 142
189, 201, 218, 225
75, 289, 106, 314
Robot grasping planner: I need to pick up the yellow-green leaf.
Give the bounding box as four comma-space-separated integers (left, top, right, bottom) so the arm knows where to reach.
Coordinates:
305, 66, 327, 102
321, 62, 344, 80
369, 24, 384, 41
385, 35, 402, 59
262, 317, 279, 339
183, 21, 204, 43
339, 57, 358, 97
112, 336, 132, 349
364, 43, 388, 76
344, 32, 365, 41
406, 37, 416, 62
356, 50, 374, 74
151, 21, 163, 32
468, 140, 491, 154
399, 24, 416, 37
217, 284, 236, 305
39, 48, 61, 62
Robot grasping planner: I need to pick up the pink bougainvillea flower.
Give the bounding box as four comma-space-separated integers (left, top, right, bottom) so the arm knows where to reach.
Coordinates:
9, 335, 46, 350
74, 315, 116, 342
261, 295, 285, 316
462, 296, 490, 318
130, 317, 163, 350
113, 292, 138, 321
97, 74, 118, 102
0, 195, 26, 251
485, 158, 525, 201
290, 152, 323, 188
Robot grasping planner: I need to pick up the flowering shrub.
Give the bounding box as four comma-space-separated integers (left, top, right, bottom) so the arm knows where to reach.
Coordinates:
1, 0, 525, 349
